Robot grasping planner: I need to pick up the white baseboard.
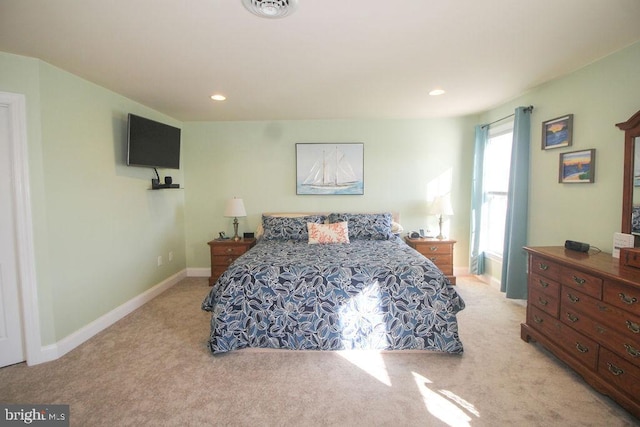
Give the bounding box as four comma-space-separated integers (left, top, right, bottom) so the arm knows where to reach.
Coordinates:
187, 267, 210, 277
33, 270, 187, 365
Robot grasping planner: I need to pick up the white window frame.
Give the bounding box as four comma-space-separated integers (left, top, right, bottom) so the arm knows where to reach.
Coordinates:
481, 120, 513, 260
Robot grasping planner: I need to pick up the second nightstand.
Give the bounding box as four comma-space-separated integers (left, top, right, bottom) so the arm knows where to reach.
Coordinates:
207, 238, 256, 286
405, 237, 456, 285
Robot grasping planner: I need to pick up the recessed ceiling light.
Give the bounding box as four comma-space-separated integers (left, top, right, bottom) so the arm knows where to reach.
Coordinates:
211, 94, 226, 101
429, 89, 446, 96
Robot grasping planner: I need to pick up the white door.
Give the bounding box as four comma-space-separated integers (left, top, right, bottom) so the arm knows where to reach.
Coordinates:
0, 103, 25, 366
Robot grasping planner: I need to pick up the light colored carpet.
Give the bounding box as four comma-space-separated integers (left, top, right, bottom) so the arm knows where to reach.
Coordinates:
1, 276, 638, 426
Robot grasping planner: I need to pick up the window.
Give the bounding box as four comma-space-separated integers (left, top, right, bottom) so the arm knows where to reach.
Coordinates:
480, 121, 513, 257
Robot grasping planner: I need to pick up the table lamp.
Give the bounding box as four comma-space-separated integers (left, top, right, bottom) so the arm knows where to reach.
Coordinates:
429, 195, 454, 240
224, 197, 246, 241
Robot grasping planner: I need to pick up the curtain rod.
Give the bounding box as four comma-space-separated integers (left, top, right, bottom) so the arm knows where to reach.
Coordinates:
481, 105, 534, 129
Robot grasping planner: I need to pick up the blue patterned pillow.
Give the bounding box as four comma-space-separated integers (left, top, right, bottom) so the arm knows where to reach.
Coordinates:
262, 215, 326, 241
327, 213, 394, 240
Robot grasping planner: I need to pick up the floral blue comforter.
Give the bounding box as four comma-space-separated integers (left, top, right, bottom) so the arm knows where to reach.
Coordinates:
201, 236, 465, 354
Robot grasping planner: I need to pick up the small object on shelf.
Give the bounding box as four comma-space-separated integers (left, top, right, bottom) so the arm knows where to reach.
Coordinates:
151, 179, 179, 189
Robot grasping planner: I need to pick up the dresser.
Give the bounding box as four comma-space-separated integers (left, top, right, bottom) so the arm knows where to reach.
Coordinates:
521, 246, 640, 418
405, 237, 456, 285
207, 238, 256, 286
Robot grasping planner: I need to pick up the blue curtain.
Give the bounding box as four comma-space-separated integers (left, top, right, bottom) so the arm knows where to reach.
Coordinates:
500, 106, 533, 299
469, 125, 488, 275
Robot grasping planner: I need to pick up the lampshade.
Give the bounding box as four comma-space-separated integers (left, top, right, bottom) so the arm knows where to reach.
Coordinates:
224, 197, 247, 218
429, 195, 454, 216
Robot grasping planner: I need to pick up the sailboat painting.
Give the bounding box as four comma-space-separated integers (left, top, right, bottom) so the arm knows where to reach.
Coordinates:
296, 143, 364, 195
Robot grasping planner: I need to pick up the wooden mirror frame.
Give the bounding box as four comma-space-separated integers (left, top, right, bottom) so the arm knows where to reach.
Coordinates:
616, 109, 640, 234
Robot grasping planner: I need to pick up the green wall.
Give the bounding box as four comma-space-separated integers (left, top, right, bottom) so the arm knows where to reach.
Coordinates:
0, 52, 187, 345
183, 118, 476, 269
480, 41, 640, 255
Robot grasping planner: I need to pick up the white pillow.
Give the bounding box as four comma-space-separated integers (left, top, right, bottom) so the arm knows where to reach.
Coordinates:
308, 222, 350, 244
391, 221, 404, 234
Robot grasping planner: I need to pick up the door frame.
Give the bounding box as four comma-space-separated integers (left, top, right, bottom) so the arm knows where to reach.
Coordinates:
1, 91, 42, 365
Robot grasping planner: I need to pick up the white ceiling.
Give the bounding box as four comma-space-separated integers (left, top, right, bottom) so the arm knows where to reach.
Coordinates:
1, 0, 640, 122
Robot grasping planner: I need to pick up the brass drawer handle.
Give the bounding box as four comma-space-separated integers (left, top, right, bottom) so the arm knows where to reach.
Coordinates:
533, 315, 543, 324
618, 293, 638, 305
538, 263, 549, 271
226, 248, 234, 253
538, 297, 548, 306
429, 256, 438, 262
624, 344, 640, 358
607, 363, 624, 376
429, 246, 438, 251
627, 320, 640, 334
566, 313, 579, 323
572, 275, 586, 285
539, 279, 549, 288
567, 293, 580, 303
576, 343, 589, 353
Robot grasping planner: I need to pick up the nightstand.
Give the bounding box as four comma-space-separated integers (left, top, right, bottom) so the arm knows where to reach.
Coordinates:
405, 237, 456, 285
207, 238, 256, 286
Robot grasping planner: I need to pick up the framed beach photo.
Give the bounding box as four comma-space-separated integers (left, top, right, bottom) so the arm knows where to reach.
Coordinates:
542, 114, 573, 150
296, 143, 364, 195
559, 149, 595, 183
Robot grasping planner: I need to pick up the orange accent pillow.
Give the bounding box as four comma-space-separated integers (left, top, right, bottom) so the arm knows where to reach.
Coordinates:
308, 222, 350, 244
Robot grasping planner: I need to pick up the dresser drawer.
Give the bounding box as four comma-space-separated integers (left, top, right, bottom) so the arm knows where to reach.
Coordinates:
423, 254, 453, 272
529, 255, 561, 281
527, 305, 557, 337
211, 255, 238, 267
528, 305, 598, 369
419, 245, 452, 256
559, 266, 603, 299
212, 245, 249, 256
530, 273, 560, 298
530, 285, 560, 317
599, 347, 640, 399
561, 310, 640, 367
560, 286, 592, 313
556, 321, 599, 370
603, 280, 640, 317
561, 286, 640, 339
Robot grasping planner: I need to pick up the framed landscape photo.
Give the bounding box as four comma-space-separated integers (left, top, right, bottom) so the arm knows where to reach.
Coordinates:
542, 114, 573, 150
559, 149, 595, 183
296, 143, 364, 195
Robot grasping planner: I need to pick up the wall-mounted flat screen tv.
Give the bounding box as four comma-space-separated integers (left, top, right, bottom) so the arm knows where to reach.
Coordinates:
127, 113, 181, 169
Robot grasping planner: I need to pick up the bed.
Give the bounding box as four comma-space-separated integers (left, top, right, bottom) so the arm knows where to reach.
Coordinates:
201, 212, 465, 354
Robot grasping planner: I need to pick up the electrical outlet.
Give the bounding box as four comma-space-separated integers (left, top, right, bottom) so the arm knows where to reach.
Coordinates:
168, 251, 173, 262
157, 255, 163, 266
